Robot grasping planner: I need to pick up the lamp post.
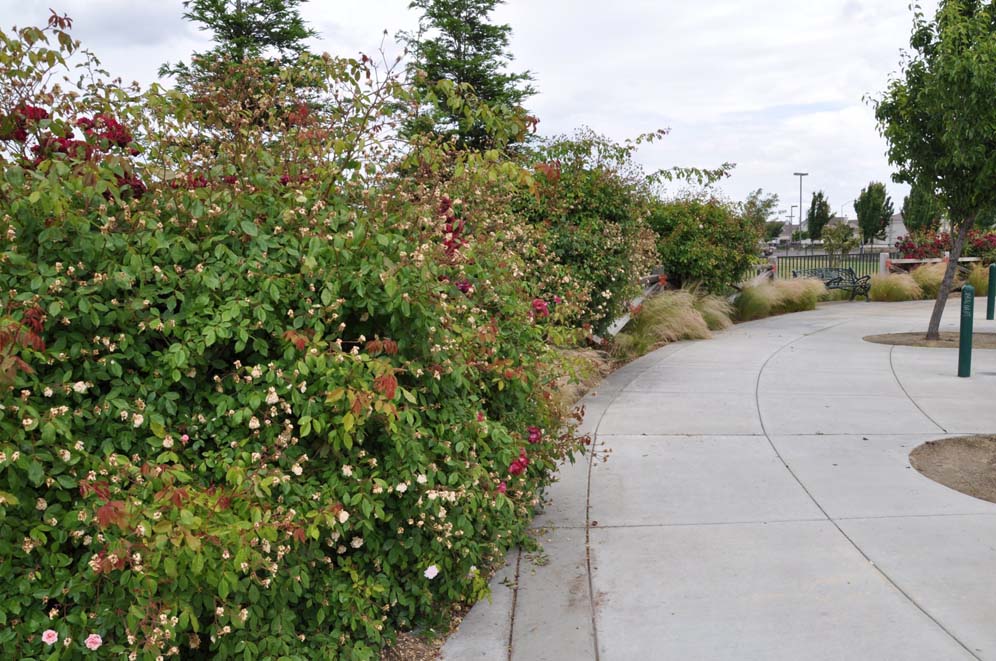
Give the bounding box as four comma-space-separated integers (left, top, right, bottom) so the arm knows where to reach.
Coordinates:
790, 205, 798, 244
793, 172, 809, 233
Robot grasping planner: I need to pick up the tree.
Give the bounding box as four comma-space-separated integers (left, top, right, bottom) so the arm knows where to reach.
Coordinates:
161, 0, 315, 87
875, 0, 996, 339
901, 181, 945, 234
403, 0, 534, 150
823, 223, 859, 266
854, 182, 894, 245
764, 221, 786, 241
806, 190, 832, 240
740, 188, 780, 230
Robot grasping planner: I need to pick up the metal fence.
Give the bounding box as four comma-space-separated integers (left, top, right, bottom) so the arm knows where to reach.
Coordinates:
773, 253, 882, 280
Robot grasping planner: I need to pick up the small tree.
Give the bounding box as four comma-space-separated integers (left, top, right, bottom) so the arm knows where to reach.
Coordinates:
854, 182, 894, 245
403, 0, 534, 150
764, 220, 786, 241
823, 223, 859, 266
806, 190, 832, 240
875, 0, 996, 339
740, 188, 780, 230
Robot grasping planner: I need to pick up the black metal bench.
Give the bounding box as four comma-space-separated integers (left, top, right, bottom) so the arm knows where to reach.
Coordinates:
791, 267, 871, 301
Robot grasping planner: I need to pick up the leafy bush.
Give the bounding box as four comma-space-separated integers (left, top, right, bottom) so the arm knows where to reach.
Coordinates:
516, 129, 659, 335
647, 195, 761, 293
895, 230, 996, 261
912, 262, 960, 299
734, 279, 827, 321
0, 19, 584, 660
869, 273, 924, 301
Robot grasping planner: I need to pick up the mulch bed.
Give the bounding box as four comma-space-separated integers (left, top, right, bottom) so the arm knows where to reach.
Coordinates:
910, 436, 996, 504
864, 332, 996, 350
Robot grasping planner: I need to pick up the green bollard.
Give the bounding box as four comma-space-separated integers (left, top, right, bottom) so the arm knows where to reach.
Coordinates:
988, 264, 995, 321
959, 284, 975, 378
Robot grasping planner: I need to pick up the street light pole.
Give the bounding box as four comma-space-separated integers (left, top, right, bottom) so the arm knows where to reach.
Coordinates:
793, 172, 809, 233
790, 205, 798, 234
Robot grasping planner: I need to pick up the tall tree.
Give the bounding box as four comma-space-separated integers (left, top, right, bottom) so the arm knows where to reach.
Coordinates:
806, 190, 832, 240
875, 0, 996, 340
161, 0, 315, 87
764, 221, 786, 241
403, 0, 534, 150
854, 182, 894, 245
822, 223, 859, 266
901, 181, 945, 234
740, 188, 780, 230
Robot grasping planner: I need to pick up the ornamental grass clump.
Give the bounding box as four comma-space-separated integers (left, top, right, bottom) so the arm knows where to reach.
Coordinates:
912, 262, 959, 299
734, 279, 827, 321
869, 273, 924, 302
612, 290, 713, 359
967, 263, 990, 297
0, 18, 587, 660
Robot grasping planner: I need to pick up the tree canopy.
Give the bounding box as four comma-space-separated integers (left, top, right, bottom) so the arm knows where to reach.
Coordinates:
403, 0, 534, 150
739, 188, 780, 231
901, 182, 945, 234
806, 190, 832, 240
161, 0, 315, 87
874, 0, 996, 338
854, 182, 894, 245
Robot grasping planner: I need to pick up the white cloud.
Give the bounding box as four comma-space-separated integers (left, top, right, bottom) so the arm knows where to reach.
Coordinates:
1, 0, 940, 219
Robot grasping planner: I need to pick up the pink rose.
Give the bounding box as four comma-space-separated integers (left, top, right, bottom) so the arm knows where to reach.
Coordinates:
84, 633, 102, 651
527, 426, 542, 443
497, 481, 507, 494
42, 629, 58, 645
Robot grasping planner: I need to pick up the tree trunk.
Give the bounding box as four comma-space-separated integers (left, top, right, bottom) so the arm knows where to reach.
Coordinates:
925, 217, 974, 340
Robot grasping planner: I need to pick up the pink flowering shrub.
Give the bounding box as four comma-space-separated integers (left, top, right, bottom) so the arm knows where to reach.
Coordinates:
0, 17, 585, 660
895, 230, 996, 263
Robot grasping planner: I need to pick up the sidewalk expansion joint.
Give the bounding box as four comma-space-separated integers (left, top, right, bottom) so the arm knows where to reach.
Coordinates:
888, 345, 948, 433
756, 320, 983, 661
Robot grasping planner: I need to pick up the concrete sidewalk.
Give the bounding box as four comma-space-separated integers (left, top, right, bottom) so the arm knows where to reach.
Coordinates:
441, 300, 996, 661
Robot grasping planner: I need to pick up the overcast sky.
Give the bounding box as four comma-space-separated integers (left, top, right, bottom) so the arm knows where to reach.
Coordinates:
2, 1, 937, 223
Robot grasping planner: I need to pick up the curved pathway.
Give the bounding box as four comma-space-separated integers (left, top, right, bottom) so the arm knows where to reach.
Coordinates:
442, 300, 996, 661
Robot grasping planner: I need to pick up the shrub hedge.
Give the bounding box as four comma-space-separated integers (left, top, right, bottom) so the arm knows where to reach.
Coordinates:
0, 20, 584, 660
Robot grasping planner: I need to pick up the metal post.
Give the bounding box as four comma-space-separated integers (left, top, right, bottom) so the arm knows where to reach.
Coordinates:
959, 285, 974, 378
987, 264, 995, 321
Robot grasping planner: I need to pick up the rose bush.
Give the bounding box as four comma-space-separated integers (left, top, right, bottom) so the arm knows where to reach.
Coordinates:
0, 17, 585, 660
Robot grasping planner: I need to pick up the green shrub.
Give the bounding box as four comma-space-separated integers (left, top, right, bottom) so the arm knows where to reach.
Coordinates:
734, 279, 827, 321
0, 22, 583, 660
517, 129, 659, 334
647, 195, 762, 293
869, 273, 924, 301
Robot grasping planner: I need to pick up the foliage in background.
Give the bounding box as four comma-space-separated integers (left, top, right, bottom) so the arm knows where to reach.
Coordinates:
806, 190, 832, 240
647, 194, 760, 293
874, 0, 996, 339
764, 220, 786, 241
869, 273, 923, 302
822, 223, 859, 266
402, 0, 535, 151
901, 182, 945, 234
739, 188, 779, 231
160, 0, 316, 89
0, 18, 589, 660
894, 230, 996, 263
854, 181, 894, 245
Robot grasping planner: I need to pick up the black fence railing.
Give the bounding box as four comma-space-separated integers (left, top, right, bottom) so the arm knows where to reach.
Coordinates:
773, 253, 881, 280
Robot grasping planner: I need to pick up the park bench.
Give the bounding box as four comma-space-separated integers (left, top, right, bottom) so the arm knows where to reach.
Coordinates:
792, 267, 871, 300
